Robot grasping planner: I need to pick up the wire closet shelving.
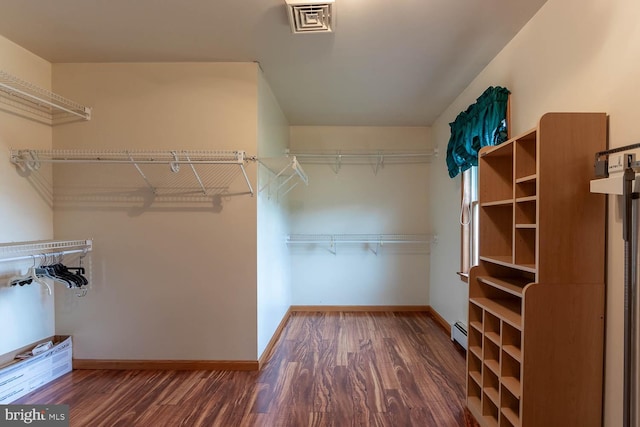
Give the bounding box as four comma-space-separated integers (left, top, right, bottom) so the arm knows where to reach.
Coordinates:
0, 70, 91, 124
287, 148, 438, 174
0, 240, 93, 264
286, 233, 436, 254
10, 149, 257, 196
258, 156, 309, 199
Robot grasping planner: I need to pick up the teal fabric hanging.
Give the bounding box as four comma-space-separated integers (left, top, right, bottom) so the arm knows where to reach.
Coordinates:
446, 86, 510, 178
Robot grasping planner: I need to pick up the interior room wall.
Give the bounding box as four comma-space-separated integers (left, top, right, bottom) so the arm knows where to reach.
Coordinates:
288, 126, 432, 306
51, 63, 260, 361
0, 35, 55, 361
428, 0, 640, 424
256, 71, 291, 358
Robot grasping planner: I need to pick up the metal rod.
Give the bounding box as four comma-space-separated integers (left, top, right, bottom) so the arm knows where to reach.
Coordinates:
623, 167, 636, 427
184, 154, 207, 195
280, 181, 299, 198
0, 82, 89, 120
258, 162, 290, 194
632, 182, 639, 427
0, 248, 87, 264
127, 153, 156, 194
290, 152, 435, 159
239, 164, 254, 196
11, 158, 243, 165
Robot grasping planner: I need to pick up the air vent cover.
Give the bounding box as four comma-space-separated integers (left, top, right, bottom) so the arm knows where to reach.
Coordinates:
285, 0, 335, 34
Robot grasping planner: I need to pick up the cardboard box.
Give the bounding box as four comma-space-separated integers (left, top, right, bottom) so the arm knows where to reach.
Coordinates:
0, 336, 72, 404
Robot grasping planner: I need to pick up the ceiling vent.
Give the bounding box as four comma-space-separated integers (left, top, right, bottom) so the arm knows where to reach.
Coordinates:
285, 0, 335, 34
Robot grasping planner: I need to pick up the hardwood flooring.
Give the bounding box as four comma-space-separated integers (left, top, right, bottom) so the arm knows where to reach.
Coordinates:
16, 311, 478, 426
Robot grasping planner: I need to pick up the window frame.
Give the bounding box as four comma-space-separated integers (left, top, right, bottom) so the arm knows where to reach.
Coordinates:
459, 166, 479, 281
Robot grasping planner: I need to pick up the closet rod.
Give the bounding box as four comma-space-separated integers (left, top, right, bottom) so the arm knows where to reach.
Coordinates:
0, 240, 93, 260
0, 248, 88, 264
286, 234, 434, 244
289, 152, 436, 159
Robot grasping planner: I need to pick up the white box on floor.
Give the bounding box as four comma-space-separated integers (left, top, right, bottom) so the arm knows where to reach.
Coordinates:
0, 336, 72, 404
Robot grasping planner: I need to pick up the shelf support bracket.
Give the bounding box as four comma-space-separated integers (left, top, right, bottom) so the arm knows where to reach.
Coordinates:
236, 152, 254, 196
184, 153, 207, 195
127, 152, 156, 194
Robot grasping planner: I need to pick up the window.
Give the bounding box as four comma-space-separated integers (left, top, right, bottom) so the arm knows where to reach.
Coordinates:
460, 166, 479, 279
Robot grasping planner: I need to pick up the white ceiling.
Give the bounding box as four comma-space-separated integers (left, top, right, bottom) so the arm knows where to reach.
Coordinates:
0, 0, 547, 126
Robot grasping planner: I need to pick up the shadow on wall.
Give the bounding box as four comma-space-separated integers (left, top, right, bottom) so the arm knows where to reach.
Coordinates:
11, 162, 254, 216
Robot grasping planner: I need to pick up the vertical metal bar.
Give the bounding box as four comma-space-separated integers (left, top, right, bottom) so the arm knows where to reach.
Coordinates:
239, 164, 254, 196
184, 154, 207, 195
127, 152, 156, 194
280, 180, 299, 198
623, 167, 635, 427
632, 179, 638, 427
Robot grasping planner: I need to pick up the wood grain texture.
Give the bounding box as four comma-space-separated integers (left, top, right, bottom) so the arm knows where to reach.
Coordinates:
17, 312, 479, 427
258, 307, 292, 368
290, 305, 430, 312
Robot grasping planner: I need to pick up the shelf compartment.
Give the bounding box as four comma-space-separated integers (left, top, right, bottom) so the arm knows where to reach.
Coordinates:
483, 338, 500, 375
479, 142, 514, 203
501, 384, 521, 427
483, 367, 500, 405
514, 228, 536, 267
481, 199, 514, 207
479, 204, 513, 262
501, 351, 521, 399
479, 256, 537, 274
502, 323, 522, 362
484, 311, 501, 345
482, 381, 500, 427
467, 380, 482, 416
0, 70, 91, 124
469, 303, 483, 333
501, 408, 521, 427
515, 178, 536, 199
469, 331, 483, 361
514, 129, 537, 180
515, 198, 536, 226
477, 276, 529, 298
469, 370, 482, 388
515, 195, 537, 203
468, 351, 482, 387
515, 174, 536, 184
471, 297, 522, 330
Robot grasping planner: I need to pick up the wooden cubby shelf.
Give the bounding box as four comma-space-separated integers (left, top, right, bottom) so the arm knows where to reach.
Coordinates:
477, 276, 527, 297
467, 113, 607, 427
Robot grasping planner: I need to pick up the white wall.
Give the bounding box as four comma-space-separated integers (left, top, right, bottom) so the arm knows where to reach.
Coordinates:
51, 63, 260, 360
0, 35, 55, 362
256, 71, 291, 358
428, 0, 640, 424
289, 126, 432, 306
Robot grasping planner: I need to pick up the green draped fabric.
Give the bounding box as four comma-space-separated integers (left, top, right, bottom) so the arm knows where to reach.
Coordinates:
446, 86, 510, 178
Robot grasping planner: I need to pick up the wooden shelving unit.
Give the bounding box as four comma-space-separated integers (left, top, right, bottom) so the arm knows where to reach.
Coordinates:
466, 113, 607, 427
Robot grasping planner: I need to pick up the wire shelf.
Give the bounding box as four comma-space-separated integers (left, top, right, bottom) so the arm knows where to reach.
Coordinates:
286, 233, 435, 255
0, 240, 92, 263
287, 234, 434, 244
287, 149, 437, 174
0, 70, 91, 123
10, 149, 256, 197
259, 156, 309, 199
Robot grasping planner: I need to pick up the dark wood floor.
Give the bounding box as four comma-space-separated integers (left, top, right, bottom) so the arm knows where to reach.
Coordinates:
16, 311, 477, 426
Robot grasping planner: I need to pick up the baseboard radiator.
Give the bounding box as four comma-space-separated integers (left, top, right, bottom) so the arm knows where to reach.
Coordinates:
451, 321, 467, 350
